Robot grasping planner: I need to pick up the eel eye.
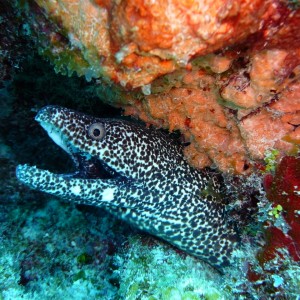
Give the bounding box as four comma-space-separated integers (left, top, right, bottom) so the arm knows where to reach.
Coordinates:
88, 123, 105, 140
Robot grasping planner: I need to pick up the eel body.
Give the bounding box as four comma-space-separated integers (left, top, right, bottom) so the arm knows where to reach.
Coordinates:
16, 106, 238, 270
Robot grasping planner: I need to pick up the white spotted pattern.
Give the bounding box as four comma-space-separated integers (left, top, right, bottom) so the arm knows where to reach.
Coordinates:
16, 106, 239, 272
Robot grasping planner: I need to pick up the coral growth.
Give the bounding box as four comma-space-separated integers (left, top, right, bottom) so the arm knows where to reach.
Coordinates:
125, 78, 248, 173
124, 60, 300, 173
28, 0, 279, 88
17, 0, 300, 173
260, 156, 300, 263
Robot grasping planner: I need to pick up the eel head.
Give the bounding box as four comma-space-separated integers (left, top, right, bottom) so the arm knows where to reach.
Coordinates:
17, 105, 182, 185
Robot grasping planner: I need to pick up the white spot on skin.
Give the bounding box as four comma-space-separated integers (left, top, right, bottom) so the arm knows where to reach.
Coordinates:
71, 185, 81, 196
102, 188, 115, 201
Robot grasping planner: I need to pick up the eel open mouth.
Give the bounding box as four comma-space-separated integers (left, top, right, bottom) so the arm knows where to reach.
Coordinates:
67, 152, 118, 180
43, 120, 119, 180
21, 111, 118, 181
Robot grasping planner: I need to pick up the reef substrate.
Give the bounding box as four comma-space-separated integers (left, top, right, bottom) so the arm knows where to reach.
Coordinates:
16, 0, 300, 174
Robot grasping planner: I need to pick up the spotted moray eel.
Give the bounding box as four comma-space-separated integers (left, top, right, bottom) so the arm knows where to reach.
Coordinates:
16, 106, 238, 271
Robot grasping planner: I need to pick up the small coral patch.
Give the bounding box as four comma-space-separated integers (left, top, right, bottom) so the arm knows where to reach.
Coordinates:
260, 156, 300, 263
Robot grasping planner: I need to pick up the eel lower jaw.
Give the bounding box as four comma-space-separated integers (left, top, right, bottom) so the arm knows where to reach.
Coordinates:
16, 150, 119, 184
16, 164, 49, 188
16, 157, 118, 192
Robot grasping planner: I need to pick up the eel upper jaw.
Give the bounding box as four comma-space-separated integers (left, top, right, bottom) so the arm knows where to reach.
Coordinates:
39, 119, 72, 155
38, 120, 119, 180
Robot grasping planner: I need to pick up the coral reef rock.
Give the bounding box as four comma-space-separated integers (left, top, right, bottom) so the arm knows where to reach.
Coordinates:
21, 0, 300, 173
260, 156, 300, 263
31, 0, 275, 88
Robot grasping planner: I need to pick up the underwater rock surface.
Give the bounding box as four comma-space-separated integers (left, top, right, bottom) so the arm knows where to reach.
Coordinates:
16, 0, 300, 173
261, 156, 300, 263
